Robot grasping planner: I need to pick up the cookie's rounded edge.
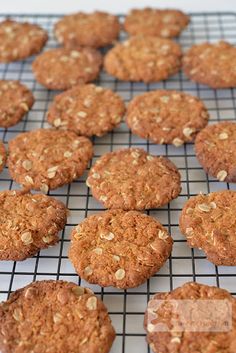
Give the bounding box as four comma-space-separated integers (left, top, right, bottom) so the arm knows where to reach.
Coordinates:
0, 280, 116, 353
68, 209, 173, 289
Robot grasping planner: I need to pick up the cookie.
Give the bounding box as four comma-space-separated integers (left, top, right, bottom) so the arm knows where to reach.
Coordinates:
47, 84, 126, 137
0, 80, 34, 128
69, 210, 173, 289
8, 129, 93, 192
126, 90, 209, 146
54, 11, 120, 48
104, 36, 182, 82
124, 8, 189, 38
144, 281, 236, 353
32, 48, 102, 90
180, 190, 236, 266
183, 41, 236, 88
0, 140, 6, 174
0, 189, 67, 261
86, 148, 181, 210
0, 280, 115, 353
195, 121, 236, 183
0, 19, 48, 63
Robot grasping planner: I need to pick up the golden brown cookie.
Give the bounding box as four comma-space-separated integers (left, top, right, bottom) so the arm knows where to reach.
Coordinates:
0, 80, 34, 128
47, 84, 126, 137
69, 210, 173, 289
0, 280, 115, 353
32, 48, 102, 90
144, 282, 236, 353
0, 19, 48, 63
8, 129, 93, 192
104, 36, 182, 82
124, 8, 189, 38
54, 11, 120, 48
0, 140, 6, 174
180, 190, 236, 266
126, 90, 209, 146
183, 41, 236, 88
0, 189, 67, 261
195, 121, 236, 183
86, 148, 181, 210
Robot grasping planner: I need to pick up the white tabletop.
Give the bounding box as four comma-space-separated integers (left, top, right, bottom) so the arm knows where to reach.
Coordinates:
1, 0, 236, 14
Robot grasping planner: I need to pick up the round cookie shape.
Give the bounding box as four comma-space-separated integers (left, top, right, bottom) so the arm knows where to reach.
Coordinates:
195, 121, 236, 183
8, 129, 93, 191
54, 11, 120, 48
47, 84, 126, 137
0, 190, 67, 261
126, 90, 209, 146
124, 8, 189, 38
0, 280, 115, 353
0, 19, 48, 63
104, 36, 182, 83
0, 80, 34, 128
86, 148, 181, 210
32, 48, 102, 90
0, 140, 6, 174
144, 282, 236, 353
69, 210, 173, 289
183, 41, 236, 88
180, 190, 236, 266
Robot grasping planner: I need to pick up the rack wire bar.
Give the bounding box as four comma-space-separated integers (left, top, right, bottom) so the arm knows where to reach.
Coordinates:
0, 12, 236, 353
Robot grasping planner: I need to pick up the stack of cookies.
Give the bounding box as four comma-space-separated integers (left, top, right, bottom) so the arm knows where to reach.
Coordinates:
0, 8, 236, 353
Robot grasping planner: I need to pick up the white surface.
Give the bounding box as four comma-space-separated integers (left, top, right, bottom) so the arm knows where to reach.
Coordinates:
1, 0, 236, 14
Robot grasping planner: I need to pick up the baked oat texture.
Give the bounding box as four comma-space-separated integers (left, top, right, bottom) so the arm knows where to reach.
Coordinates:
183, 41, 236, 88
8, 128, 93, 192
126, 90, 209, 146
69, 210, 173, 289
104, 36, 182, 82
195, 121, 236, 183
0, 190, 67, 261
47, 84, 126, 137
0, 80, 34, 128
32, 48, 102, 90
124, 8, 189, 38
144, 281, 236, 353
180, 190, 236, 266
87, 148, 181, 210
0, 280, 115, 353
0, 19, 48, 63
54, 11, 120, 48
0, 140, 6, 174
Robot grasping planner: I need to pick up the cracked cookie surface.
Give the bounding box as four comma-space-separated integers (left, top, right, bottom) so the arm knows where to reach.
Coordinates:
183, 41, 236, 88
32, 48, 102, 90
47, 84, 126, 137
87, 148, 181, 210
69, 210, 173, 289
54, 11, 120, 48
144, 281, 236, 353
126, 90, 209, 146
0, 190, 67, 261
0, 19, 48, 63
0, 80, 34, 128
124, 8, 189, 38
180, 190, 236, 265
0, 280, 115, 353
104, 36, 182, 82
195, 121, 236, 183
8, 129, 93, 191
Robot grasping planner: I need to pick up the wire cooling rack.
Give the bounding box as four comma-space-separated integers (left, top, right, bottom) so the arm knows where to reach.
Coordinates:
0, 12, 236, 353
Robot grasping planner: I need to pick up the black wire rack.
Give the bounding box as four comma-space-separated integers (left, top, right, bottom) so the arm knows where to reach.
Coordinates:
0, 12, 236, 353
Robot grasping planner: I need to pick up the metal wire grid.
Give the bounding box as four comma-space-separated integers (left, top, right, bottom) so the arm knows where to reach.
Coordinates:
0, 12, 236, 353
